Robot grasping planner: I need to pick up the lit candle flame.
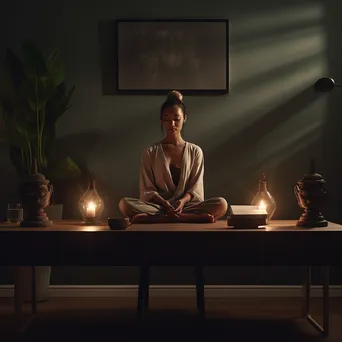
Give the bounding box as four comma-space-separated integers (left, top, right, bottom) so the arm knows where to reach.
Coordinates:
259, 200, 267, 210
86, 201, 96, 217
87, 202, 95, 209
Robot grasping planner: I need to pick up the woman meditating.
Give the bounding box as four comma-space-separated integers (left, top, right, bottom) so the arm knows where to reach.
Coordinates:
119, 90, 228, 223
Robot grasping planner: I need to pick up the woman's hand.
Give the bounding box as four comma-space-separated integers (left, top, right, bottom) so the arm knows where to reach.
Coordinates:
174, 198, 186, 215
163, 200, 180, 219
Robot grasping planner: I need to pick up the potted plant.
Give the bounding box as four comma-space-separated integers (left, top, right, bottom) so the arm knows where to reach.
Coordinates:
0, 40, 81, 301
1, 40, 81, 216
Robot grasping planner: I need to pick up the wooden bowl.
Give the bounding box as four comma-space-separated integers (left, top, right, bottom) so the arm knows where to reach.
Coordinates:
108, 217, 131, 230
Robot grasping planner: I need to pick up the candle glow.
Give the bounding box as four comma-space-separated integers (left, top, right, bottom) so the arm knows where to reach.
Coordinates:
86, 201, 96, 217
259, 200, 267, 210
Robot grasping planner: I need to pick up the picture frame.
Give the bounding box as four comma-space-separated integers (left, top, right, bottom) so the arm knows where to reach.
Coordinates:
114, 19, 229, 95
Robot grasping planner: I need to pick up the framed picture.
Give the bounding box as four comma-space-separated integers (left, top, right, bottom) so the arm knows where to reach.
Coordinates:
115, 19, 229, 95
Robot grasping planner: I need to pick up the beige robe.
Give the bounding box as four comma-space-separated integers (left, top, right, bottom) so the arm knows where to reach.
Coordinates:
119, 142, 227, 219
139, 141, 204, 203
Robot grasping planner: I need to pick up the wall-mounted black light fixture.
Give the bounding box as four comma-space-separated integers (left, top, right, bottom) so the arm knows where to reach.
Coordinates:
314, 77, 342, 92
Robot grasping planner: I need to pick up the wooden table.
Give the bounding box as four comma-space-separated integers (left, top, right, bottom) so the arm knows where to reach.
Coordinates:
1, 219, 341, 336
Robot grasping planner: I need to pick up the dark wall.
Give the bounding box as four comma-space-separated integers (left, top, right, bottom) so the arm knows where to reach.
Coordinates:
1, 0, 341, 285
321, 1, 342, 224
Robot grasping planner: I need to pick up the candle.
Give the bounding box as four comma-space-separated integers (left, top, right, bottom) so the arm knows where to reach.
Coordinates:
86, 202, 96, 217
259, 200, 267, 210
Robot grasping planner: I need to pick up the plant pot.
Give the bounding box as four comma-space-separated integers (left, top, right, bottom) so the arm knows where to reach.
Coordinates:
16, 204, 63, 303
44, 204, 64, 220
17, 266, 51, 302
30, 204, 63, 302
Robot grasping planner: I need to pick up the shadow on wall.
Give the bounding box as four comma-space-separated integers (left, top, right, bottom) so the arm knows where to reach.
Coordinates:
231, 15, 324, 50
98, 20, 117, 95
48, 130, 104, 219
84, 109, 162, 217
204, 85, 321, 218
271, 136, 322, 220
53, 130, 104, 172
232, 51, 325, 94
207, 137, 321, 221
206, 86, 319, 178
53, 108, 162, 218
52, 130, 133, 219
321, 2, 342, 223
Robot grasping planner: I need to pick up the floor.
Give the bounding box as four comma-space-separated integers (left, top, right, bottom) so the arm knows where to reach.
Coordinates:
1, 297, 342, 341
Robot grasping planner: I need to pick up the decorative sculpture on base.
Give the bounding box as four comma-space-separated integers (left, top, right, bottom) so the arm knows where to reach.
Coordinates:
294, 160, 328, 228
19, 159, 53, 227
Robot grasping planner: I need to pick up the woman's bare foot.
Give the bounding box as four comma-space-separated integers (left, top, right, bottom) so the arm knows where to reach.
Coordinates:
178, 213, 215, 223
131, 213, 148, 223
132, 213, 178, 224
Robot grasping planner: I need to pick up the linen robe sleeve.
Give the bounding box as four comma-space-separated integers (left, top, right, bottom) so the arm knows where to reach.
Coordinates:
139, 149, 159, 202
186, 147, 204, 202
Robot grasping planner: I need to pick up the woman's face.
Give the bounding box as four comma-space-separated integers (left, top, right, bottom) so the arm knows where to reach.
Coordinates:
161, 105, 186, 135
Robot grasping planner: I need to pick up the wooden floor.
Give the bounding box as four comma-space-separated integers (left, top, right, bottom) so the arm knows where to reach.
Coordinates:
1, 297, 342, 341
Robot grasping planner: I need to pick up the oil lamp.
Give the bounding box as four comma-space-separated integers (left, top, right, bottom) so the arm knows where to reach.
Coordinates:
251, 173, 276, 223
79, 173, 104, 225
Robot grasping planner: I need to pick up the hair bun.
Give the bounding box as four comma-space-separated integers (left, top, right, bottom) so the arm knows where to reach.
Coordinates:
167, 90, 183, 102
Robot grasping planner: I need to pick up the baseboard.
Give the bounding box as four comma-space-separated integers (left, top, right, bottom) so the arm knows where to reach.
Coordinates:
1, 285, 342, 298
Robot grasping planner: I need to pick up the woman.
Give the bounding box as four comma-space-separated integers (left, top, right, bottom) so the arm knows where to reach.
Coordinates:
119, 91, 228, 223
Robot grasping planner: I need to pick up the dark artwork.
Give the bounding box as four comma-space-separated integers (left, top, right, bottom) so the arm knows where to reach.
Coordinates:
115, 20, 229, 94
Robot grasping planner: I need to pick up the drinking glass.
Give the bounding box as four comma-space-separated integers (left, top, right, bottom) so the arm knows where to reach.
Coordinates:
7, 203, 23, 223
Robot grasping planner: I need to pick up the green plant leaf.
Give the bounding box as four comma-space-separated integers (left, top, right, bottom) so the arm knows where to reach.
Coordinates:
45, 84, 75, 124
22, 40, 48, 79
24, 74, 52, 111
2, 40, 77, 180
1, 100, 37, 148
21, 40, 54, 111
7, 118, 35, 149
46, 47, 66, 87
42, 124, 56, 159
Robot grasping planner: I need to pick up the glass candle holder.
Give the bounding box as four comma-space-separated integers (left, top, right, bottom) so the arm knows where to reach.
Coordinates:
251, 173, 276, 223
79, 174, 104, 225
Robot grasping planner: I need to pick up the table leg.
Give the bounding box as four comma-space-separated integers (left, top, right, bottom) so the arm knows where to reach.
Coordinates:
13, 266, 37, 334
14, 267, 24, 318
31, 266, 37, 315
302, 265, 311, 316
322, 266, 330, 335
143, 266, 150, 311
303, 266, 330, 336
195, 265, 205, 319
137, 265, 149, 319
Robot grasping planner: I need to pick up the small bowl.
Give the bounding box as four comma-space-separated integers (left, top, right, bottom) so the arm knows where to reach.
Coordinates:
108, 217, 131, 230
